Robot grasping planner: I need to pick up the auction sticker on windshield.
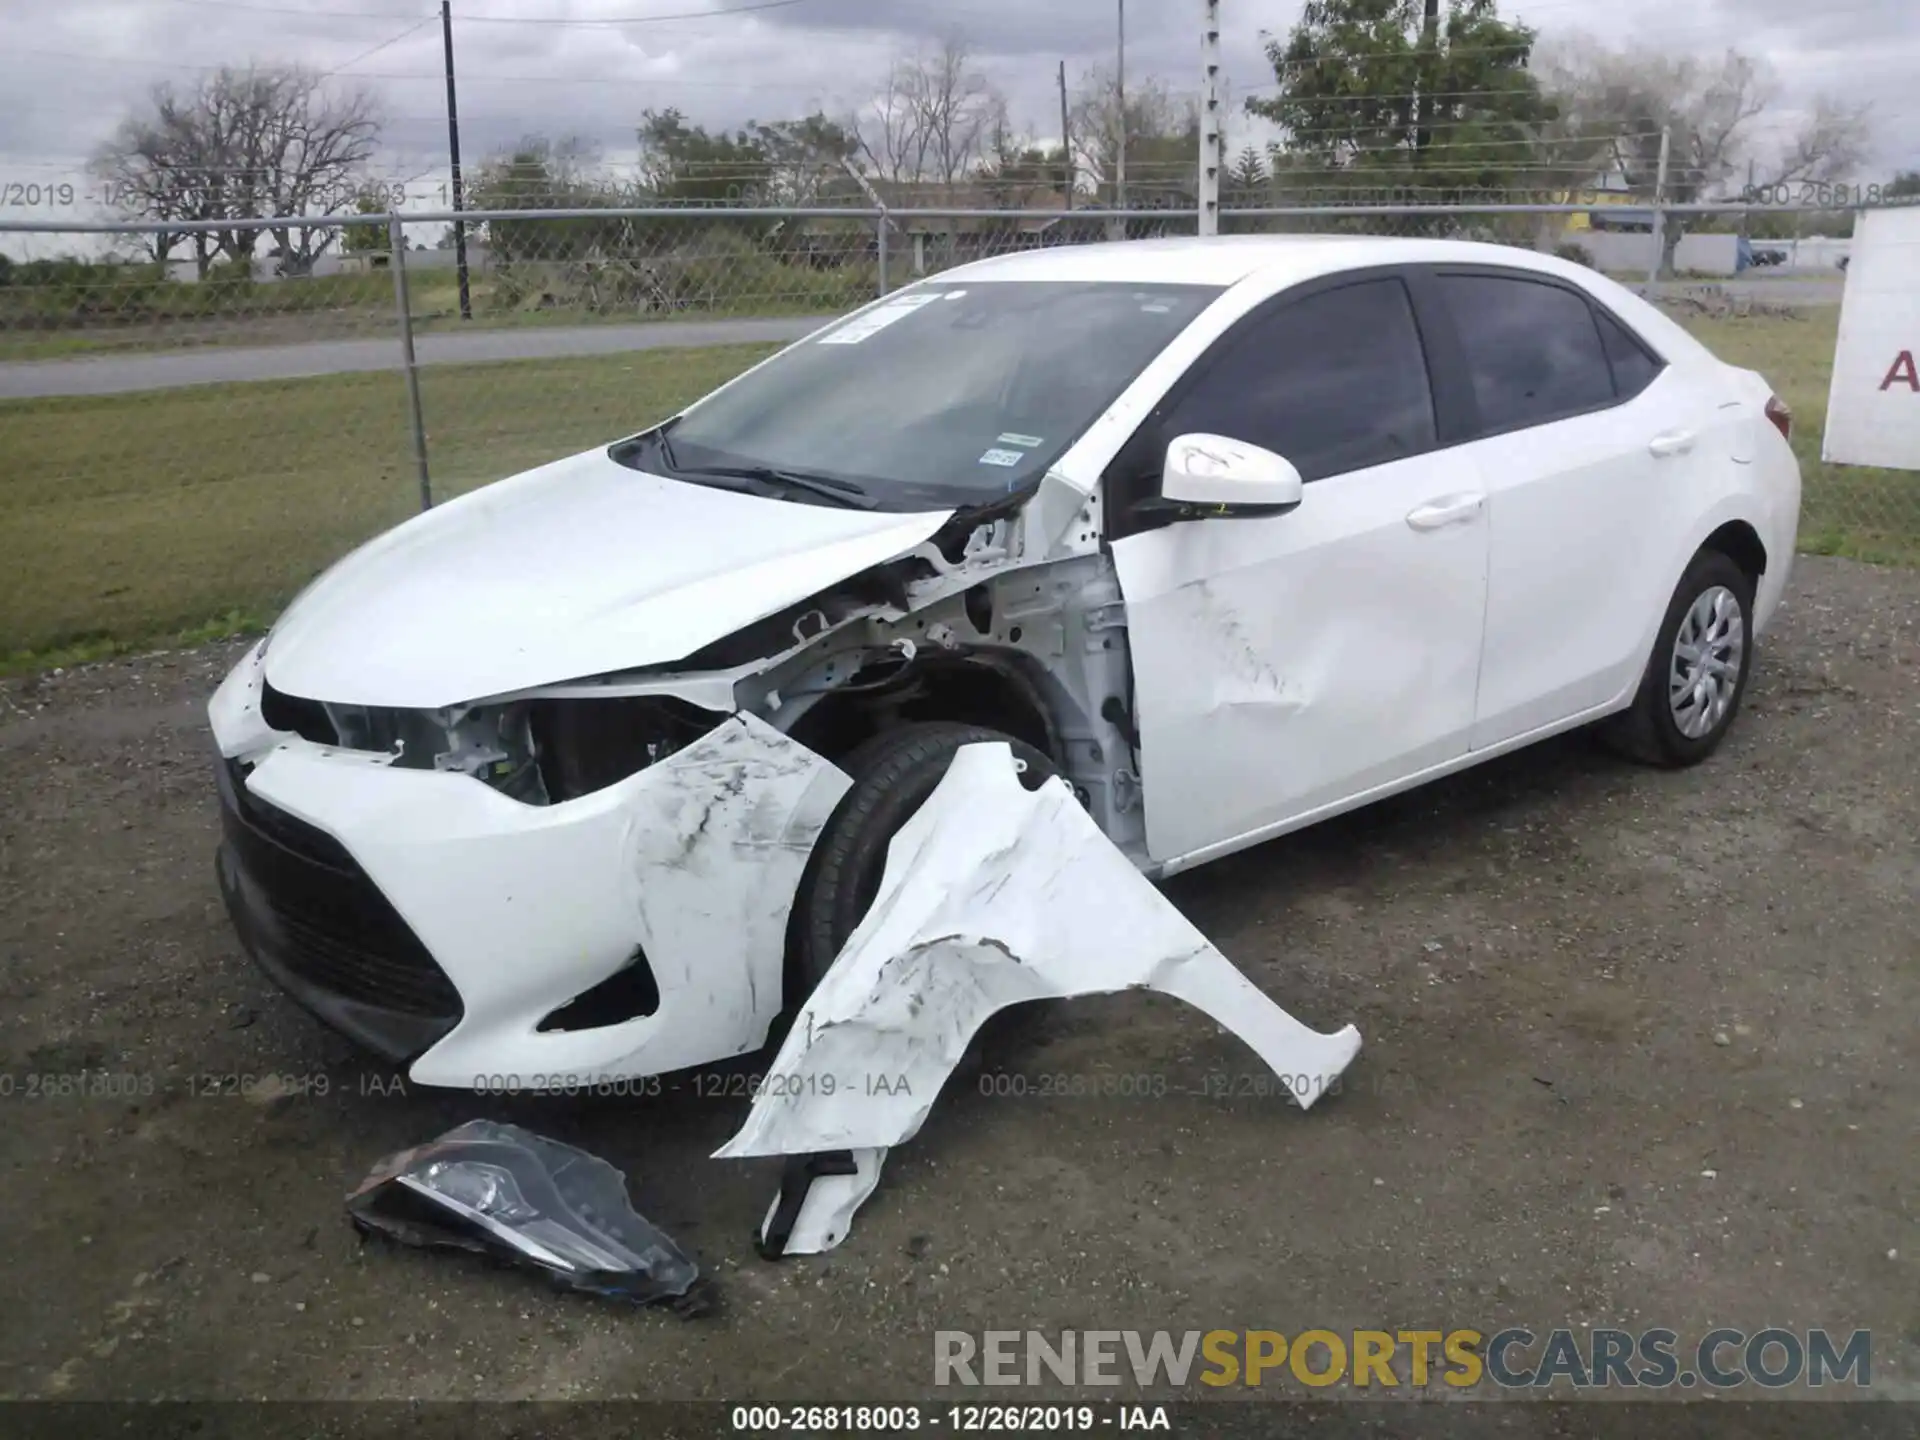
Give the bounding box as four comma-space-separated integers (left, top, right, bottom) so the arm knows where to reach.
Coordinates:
816, 291, 946, 345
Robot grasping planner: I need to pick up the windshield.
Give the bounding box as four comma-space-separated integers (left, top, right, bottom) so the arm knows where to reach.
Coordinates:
652, 279, 1222, 510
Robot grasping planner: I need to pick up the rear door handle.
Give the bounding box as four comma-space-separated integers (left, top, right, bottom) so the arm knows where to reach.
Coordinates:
1406, 493, 1486, 531
1648, 429, 1697, 457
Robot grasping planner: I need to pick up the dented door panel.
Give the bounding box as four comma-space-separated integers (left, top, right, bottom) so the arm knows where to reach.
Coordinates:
1110, 448, 1490, 866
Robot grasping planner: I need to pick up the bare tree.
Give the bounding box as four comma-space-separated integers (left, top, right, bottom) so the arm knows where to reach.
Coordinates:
1069, 65, 1199, 206
91, 113, 198, 269
1539, 39, 1871, 273
92, 65, 382, 278
856, 33, 1001, 193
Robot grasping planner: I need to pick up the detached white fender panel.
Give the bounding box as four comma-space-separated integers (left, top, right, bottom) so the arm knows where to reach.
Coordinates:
716, 742, 1361, 1163
224, 700, 851, 1085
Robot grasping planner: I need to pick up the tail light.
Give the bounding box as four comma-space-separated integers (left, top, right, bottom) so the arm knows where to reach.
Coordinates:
1765, 394, 1792, 441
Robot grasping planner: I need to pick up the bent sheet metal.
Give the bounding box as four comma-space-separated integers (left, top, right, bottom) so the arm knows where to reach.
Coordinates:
716, 741, 1362, 1253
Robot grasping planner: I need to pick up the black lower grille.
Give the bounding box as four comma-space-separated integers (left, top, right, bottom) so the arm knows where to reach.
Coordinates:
217, 755, 462, 1041
270, 904, 461, 1018
224, 757, 355, 870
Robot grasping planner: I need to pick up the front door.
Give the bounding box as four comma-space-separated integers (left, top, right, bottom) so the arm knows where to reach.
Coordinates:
1109, 275, 1491, 867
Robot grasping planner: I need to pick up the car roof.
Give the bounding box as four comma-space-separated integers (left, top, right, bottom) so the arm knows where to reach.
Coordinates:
936, 234, 1714, 366
942, 234, 1575, 288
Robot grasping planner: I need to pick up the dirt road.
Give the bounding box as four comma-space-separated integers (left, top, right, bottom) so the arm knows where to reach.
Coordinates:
0, 556, 1914, 1422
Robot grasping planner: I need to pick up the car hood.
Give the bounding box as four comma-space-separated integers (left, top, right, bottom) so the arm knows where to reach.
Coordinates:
262, 446, 955, 709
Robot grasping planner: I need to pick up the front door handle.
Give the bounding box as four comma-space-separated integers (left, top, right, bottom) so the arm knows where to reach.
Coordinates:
1406, 493, 1485, 531
1648, 429, 1697, 457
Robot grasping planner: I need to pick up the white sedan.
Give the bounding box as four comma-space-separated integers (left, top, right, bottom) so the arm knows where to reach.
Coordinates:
209, 235, 1801, 1086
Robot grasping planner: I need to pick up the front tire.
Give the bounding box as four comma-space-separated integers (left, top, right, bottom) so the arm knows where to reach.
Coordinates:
1601, 548, 1755, 767
790, 722, 1060, 996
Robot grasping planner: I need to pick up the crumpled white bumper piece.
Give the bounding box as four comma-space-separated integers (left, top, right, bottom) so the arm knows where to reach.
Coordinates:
210, 650, 851, 1085
715, 740, 1362, 1168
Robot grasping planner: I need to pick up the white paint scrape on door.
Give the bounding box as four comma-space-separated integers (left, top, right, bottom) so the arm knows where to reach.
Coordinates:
715, 743, 1361, 1226
1824, 205, 1920, 471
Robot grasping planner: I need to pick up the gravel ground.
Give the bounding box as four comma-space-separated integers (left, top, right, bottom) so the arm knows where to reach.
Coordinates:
0, 555, 1914, 1423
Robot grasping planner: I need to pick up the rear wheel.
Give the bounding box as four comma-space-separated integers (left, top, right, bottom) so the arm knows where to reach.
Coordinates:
1601, 549, 1755, 767
790, 722, 1060, 995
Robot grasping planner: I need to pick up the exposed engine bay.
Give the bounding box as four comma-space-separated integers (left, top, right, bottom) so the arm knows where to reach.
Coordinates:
251, 510, 1149, 867
209, 482, 1161, 1089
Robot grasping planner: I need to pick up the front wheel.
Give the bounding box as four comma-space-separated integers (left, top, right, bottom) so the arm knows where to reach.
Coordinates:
1601, 549, 1755, 767
789, 722, 1061, 997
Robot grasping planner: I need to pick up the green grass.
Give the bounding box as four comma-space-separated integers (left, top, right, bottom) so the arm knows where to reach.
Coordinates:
0, 342, 776, 667
1676, 306, 1920, 567
0, 259, 873, 361
0, 270, 411, 361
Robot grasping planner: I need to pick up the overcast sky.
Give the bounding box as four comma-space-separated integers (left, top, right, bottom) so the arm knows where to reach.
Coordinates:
1, 0, 1915, 214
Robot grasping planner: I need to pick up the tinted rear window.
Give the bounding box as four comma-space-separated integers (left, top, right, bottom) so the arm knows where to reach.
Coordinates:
1595, 308, 1664, 400
1437, 274, 1616, 432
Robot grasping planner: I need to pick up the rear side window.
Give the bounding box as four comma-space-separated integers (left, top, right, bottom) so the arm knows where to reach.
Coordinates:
1594, 308, 1663, 400
1436, 274, 1616, 432
1161, 278, 1436, 482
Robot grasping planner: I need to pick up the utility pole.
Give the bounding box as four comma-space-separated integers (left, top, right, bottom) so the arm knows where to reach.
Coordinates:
1645, 124, 1671, 288
1199, 0, 1221, 236
1115, 0, 1127, 221
1059, 60, 1073, 211
441, 0, 472, 321
1415, 0, 1438, 161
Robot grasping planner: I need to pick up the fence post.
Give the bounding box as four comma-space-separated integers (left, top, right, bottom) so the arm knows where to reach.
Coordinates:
1198, 0, 1222, 238
1645, 125, 1671, 289
876, 207, 890, 297
388, 214, 433, 511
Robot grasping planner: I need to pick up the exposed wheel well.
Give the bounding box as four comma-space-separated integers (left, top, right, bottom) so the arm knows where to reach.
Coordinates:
1700, 520, 1766, 586
783, 654, 1058, 768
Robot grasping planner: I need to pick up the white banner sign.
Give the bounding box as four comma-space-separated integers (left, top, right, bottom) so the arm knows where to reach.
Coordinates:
1824, 205, 1920, 471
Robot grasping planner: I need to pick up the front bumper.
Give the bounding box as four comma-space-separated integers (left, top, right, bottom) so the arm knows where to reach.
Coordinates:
209, 642, 852, 1086
216, 754, 463, 1062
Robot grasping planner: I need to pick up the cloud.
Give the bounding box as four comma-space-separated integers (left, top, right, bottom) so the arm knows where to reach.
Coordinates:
0, 0, 1910, 216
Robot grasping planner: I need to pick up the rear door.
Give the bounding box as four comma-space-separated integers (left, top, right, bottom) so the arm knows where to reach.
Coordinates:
1417, 268, 1716, 748
1109, 273, 1491, 866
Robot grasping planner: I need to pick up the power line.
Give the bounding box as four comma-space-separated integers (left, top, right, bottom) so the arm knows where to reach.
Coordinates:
447, 0, 811, 23
323, 15, 437, 75
140, 0, 811, 23
1, 45, 862, 90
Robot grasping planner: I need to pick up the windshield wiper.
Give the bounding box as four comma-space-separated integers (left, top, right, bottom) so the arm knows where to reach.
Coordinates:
680, 462, 878, 510
647, 427, 877, 510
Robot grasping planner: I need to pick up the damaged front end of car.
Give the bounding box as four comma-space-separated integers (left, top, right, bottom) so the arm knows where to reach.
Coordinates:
209, 463, 1146, 1087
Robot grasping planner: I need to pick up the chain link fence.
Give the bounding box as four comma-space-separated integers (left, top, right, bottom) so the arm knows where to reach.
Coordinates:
0, 200, 1908, 662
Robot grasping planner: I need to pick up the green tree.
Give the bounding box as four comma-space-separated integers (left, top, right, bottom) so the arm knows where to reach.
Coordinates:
638, 109, 773, 206
1227, 144, 1270, 203
466, 136, 626, 263
976, 108, 1068, 205
1887, 170, 1920, 201
342, 191, 389, 255
1247, 0, 1554, 205
749, 112, 861, 205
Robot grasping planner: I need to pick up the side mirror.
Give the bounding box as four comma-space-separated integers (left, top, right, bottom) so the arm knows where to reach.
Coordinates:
1158, 433, 1304, 516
